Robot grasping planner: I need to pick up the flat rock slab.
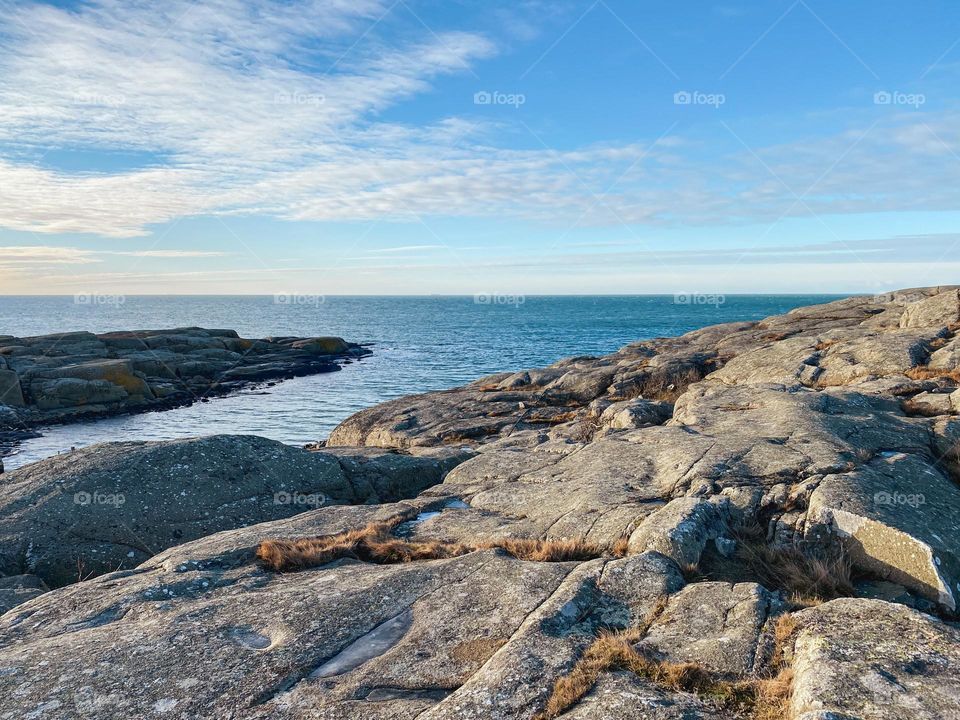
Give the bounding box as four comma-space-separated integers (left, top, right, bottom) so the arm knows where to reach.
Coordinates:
557, 672, 727, 720
790, 598, 960, 720
638, 581, 777, 677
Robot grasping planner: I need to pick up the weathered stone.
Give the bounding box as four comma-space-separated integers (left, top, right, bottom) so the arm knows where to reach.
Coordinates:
0, 369, 24, 407
790, 598, 960, 720
627, 498, 727, 568
0, 328, 370, 431
807, 453, 960, 611
0, 574, 47, 614
0, 436, 469, 587
899, 288, 960, 329
639, 581, 778, 677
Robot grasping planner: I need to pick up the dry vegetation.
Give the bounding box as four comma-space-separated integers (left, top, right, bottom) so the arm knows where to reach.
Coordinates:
905, 366, 960, 383
256, 521, 610, 572
536, 599, 798, 720
691, 523, 855, 607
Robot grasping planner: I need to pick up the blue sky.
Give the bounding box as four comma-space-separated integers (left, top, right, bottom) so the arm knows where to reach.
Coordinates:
1, 0, 959, 294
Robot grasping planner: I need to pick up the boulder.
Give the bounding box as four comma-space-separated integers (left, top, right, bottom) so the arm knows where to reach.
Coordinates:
807, 453, 960, 611
0, 369, 24, 407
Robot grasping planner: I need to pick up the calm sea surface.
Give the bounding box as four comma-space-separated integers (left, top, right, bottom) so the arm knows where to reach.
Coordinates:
0, 295, 841, 469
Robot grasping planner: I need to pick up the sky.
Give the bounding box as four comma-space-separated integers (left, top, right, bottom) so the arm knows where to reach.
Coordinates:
1, 0, 959, 295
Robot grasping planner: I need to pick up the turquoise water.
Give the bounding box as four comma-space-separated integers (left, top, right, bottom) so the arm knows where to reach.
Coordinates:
0, 295, 841, 468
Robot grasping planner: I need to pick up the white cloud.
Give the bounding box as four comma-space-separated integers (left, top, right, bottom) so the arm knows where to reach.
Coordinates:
0, 0, 958, 242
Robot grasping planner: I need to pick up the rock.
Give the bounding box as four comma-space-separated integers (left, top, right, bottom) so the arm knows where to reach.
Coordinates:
790, 598, 960, 719
806, 452, 960, 611
0, 435, 470, 587
627, 498, 727, 568
599, 398, 672, 430
0, 327, 370, 430
0, 369, 24, 407
4, 287, 960, 718
0, 574, 48, 614
556, 672, 727, 719
899, 288, 960, 329
290, 336, 350, 354
638, 581, 779, 676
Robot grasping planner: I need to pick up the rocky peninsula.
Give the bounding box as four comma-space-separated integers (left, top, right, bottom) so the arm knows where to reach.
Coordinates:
0, 328, 370, 454
1, 288, 960, 719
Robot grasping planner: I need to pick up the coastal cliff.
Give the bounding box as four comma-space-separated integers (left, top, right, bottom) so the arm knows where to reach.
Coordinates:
1, 288, 960, 719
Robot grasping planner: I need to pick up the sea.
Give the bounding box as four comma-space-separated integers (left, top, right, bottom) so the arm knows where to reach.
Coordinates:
0, 294, 842, 469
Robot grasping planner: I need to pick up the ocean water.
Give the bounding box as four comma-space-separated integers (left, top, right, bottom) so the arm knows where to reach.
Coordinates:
0, 295, 841, 469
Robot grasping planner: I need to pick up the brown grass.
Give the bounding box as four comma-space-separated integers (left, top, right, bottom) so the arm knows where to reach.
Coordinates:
536, 598, 797, 720
695, 524, 854, 607
905, 366, 960, 383
611, 536, 630, 558
256, 522, 610, 572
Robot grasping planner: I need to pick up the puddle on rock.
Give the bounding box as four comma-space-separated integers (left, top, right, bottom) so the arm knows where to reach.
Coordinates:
394, 498, 471, 538
310, 608, 413, 679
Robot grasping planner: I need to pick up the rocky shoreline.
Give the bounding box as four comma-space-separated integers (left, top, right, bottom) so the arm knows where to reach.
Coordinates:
0, 328, 371, 460
2, 288, 960, 719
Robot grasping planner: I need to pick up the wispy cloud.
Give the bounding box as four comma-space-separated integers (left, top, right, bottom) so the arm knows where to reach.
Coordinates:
0, 0, 958, 244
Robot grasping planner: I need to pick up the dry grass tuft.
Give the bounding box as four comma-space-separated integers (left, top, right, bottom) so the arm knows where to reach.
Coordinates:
696, 524, 854, 607
488, 537, 604, 562
255, 521, 472, 571
905, 366, 960, 383
536, 599, 797, 719
256, 522, 610, 572
611, 536, 630, 558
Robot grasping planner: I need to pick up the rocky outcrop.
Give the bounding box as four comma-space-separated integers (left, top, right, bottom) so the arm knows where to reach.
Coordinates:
0, 328, 370, 432
0, 435, 471, 588
2, 288, 960, 719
